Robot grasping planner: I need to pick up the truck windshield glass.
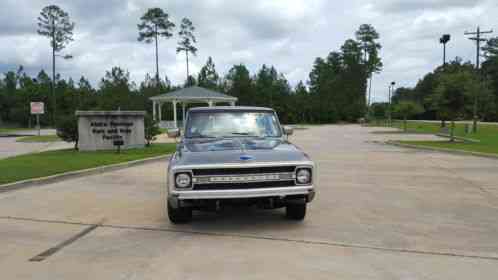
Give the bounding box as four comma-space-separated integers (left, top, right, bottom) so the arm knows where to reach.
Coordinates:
186, 111, 282, 138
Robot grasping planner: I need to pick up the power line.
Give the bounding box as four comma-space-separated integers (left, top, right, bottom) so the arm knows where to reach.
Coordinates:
464, 26, 493, 133
464, 26, 493, 70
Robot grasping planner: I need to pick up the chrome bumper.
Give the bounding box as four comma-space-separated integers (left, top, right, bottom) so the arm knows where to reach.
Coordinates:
170, 185, 314, 200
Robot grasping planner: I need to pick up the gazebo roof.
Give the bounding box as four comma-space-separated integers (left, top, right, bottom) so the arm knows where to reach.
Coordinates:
150, 86, 237, 102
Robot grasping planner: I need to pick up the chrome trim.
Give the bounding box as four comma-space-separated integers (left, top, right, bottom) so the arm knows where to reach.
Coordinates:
192, 172, 295, 184
168, 163, 315, 194
172, 185, 314, 200
173, 170, 194, 190
295, 166, 313, 186
170, 161, 314, 171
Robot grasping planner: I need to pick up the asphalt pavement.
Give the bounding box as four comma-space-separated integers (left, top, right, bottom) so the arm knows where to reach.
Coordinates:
1, 125, 498, 279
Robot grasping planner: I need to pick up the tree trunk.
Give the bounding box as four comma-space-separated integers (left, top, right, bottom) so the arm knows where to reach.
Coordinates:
367, 76, 372, 106
52, 41, 56, 127
186, 50, 190, 84
51, 20, 56, 127
450, 120, 455, 142
154, 25, 160, 90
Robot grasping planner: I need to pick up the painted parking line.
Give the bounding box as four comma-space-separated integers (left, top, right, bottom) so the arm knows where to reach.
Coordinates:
4, 215, 497, 262
29, 219, 105, 262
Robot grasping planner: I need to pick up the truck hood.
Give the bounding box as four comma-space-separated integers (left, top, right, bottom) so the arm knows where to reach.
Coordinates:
174, 138, 310, 166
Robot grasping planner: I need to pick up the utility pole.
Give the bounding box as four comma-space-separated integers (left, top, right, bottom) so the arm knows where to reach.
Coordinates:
465, 26, 493, 133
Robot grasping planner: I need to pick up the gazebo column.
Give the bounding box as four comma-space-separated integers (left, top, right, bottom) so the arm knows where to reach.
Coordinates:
230, 101, 235, 106
152, 101, 157, 121
208, 100, 214, 107
182, 103, 186, 126
158, 102, 162, 122
172, 100, 178, 128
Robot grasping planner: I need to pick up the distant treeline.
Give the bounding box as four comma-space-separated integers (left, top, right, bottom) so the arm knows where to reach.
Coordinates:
373, 37, 498, 122
0, 25, 382, 127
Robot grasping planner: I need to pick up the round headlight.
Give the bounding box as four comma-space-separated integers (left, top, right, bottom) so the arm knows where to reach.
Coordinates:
175, 173, 191, 188
296, 169, 311, 184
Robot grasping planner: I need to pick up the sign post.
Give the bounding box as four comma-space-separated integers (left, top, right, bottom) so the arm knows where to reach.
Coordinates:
30, 102, 44, 136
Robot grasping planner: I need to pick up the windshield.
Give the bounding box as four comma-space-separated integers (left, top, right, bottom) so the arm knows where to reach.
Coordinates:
185, 111, 282, 138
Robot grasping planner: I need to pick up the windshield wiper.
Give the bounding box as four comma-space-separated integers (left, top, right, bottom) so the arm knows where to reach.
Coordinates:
188, 133, 218, 139
227, 132, 267, 139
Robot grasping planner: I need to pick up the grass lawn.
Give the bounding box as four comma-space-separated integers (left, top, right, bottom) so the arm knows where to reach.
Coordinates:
0, 143, 176, 185
392, 121, 444, 134
367, 120, 442, 133
0, 127, 31, 134
396, 122, 498, 156
16, 135, 61, 143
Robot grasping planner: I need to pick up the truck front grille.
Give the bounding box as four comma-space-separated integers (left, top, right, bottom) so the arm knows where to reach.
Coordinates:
190, 165, 299, 190
193, 180, 296, 190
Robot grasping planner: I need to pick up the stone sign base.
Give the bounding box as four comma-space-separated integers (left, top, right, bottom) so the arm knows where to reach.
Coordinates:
76, 111, 145, 151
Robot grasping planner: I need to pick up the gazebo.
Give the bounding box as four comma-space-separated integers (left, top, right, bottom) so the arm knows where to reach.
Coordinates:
149, 86, 238, 129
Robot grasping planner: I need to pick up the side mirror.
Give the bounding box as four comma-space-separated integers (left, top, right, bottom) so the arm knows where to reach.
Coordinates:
167, 128, 180, 138
283, 126, 294, 136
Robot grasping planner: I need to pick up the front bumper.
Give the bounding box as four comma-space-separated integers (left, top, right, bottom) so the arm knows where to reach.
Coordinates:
168, 185, 315, 208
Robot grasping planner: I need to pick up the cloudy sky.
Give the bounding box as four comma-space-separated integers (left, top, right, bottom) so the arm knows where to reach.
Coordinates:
0, 0, 497, 102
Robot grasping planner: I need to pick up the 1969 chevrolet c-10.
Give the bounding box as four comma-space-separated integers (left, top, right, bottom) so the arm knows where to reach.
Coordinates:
166, 106, 316, 223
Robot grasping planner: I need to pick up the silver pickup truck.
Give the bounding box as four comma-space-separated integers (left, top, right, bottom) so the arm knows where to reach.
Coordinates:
166, 106, 315, 223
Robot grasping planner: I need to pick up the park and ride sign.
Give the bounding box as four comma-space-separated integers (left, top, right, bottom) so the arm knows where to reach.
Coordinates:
75, 111, 145, 151
30, 102, 45, 115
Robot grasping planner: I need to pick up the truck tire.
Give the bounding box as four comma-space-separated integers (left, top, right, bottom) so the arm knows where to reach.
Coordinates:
168, 201, 192, 224
286, 203, 306, 220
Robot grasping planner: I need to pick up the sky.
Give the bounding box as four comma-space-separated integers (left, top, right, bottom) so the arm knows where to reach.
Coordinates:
0, 0, 497, 102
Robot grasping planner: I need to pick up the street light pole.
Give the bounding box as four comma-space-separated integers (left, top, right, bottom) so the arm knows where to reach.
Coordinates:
439, 34, 450, 67
388, 85, 391, 127
388, 81, 395, 127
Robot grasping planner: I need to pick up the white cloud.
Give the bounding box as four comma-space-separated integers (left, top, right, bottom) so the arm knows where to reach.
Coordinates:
0, 0, 497, 104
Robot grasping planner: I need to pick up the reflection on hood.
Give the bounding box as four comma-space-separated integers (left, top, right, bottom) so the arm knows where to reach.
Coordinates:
175, 137, 309, 166
184, 138, 282, 152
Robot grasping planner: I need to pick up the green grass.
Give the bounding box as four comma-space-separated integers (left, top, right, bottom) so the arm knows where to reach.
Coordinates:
392, 121, 443, 134
16, 135, 61, 143
400, 140, 498, 155
396, 121, 498, 156
0, 127, 30, 134
367, 120, 442, 133
0, 143, 176, 185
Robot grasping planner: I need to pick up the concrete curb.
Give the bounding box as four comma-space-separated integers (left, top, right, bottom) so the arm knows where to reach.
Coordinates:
0, 133, 37, 138
435, 133, 480, 143
369, 130, 435, 135
386, 141, 498, 160
0, 154, 171, 193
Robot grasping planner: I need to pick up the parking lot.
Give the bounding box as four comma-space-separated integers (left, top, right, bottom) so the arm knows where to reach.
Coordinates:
1, 125, 498, 279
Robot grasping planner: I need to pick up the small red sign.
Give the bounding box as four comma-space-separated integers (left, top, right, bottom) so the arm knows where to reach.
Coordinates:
30, 102, 45, 114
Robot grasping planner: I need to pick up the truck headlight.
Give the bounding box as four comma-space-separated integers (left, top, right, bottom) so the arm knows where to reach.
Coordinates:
175, 173, 192, 188
296, 169, 312, 185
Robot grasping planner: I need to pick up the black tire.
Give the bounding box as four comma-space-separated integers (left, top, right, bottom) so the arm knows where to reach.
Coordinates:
286, 203, 306, 220
168, 201, 192, 224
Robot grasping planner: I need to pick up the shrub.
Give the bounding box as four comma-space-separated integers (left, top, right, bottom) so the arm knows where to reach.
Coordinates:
393, 101, 424, 132
56, 115, 79, 150
144, 114, 161, 146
